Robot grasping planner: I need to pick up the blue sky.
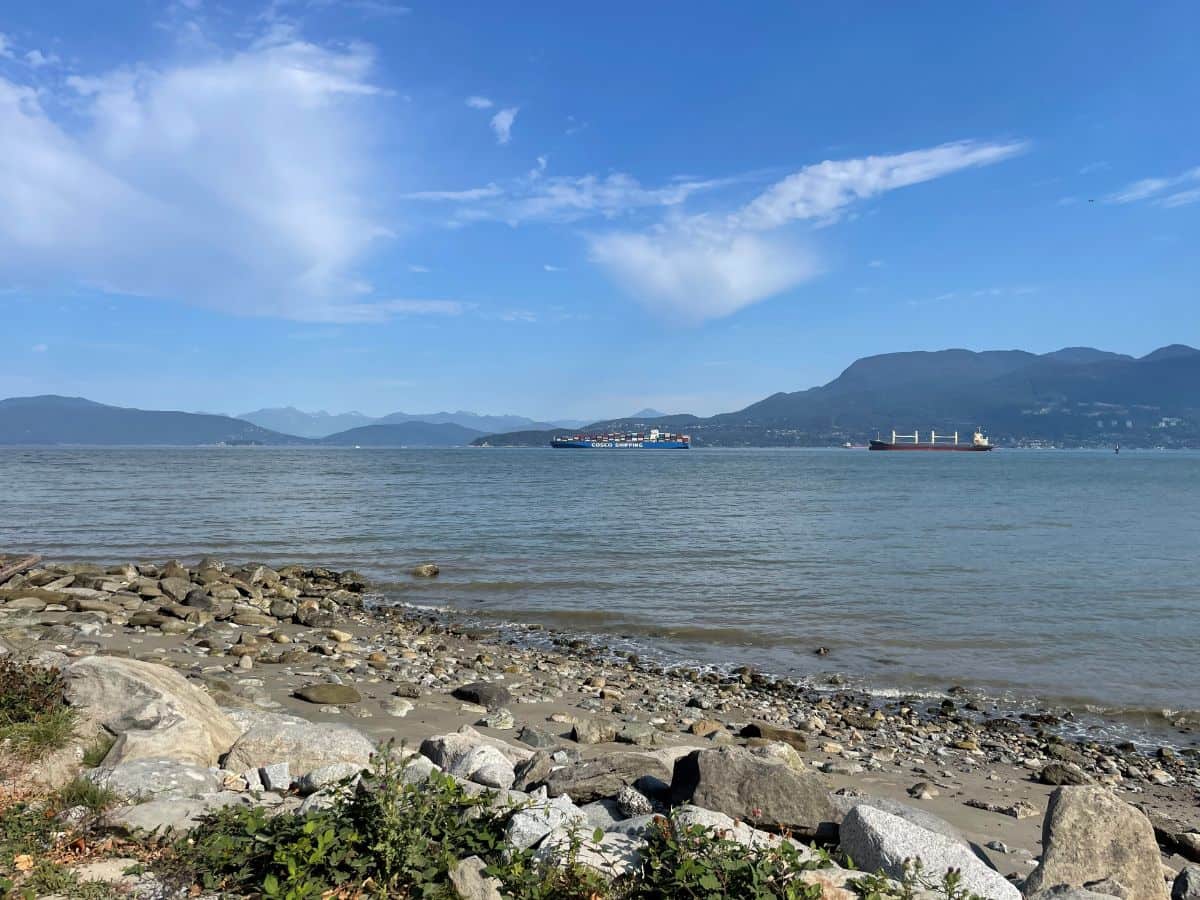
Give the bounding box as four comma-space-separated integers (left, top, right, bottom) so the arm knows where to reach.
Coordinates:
1, 1, 1197, 419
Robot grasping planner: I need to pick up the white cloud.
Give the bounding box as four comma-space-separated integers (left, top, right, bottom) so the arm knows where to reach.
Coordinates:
868, 259, 884, 268
0, 33, 406, 323
406, 184, 503, 201
465, 95, 493, 109
1160, 187, 1200, 208
490, 106, 517, 144
31, 343, 48, 352
25, 49, 59, 68
410, 171, 726, 225
1106, 166, 1200, 205
589, 225, 820, 324
309, 298, 469, 323
543, 263, 564, 272
733, 140, 1028, 230
587, 140, 1027, 322
0, 33, 12, 60
407, 263, 430, 273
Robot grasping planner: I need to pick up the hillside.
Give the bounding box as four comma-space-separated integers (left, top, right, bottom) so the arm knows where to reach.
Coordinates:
475, 345, 1200, 448
0, 396, 301, 446
319, 422, 485, 447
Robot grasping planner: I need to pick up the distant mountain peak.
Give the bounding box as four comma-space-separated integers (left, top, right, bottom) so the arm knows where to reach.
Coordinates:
1141, 344, 1200, 362
628, 408, 668, 418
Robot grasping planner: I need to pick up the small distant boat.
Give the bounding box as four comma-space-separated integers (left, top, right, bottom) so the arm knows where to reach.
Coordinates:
869, 428, 994, 452
1115, 443, 1120, 454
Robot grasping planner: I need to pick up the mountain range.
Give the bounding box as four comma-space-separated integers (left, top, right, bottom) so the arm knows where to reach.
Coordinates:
477, 344, 1200, 448
4, 344, 1197, 447
238, 407, 586, 438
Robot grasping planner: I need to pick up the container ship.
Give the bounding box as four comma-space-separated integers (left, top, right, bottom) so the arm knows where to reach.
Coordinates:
551, 428, 690, 449
869, 428, 994, 451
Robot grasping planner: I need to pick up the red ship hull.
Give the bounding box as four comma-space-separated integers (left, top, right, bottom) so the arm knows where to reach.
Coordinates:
868, 440, 993, 451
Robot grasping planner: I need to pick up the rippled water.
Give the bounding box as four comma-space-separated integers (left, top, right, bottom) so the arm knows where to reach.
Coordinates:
2, 447, 1198, 721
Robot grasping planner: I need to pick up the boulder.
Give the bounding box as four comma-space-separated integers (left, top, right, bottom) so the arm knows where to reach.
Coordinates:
1040, 762, 1092, 786
103, 791, 249, 835
543, 753, 672, 803
222, 712, 376, 777
572, 718, 618, 745
448, 856, 502, 900
739, 722, 808, 752
670, 746, 835, 839
534, 828, 642, 879
419, 726, 532, 770
1175, 866, 1200, 900
452, 682, 512, 710
506, 793, 586, 850
295, 683, 362, 705
1023, 787, 1169, 900
830, 792, 965, 844
447, 744, 515, 789
839, 805, 1020, 900
1026, 889, 1123, 900
65, 656, 240, 767
87, 757, 220, 800
672, 805, 814, 855
294, 762, 363, 796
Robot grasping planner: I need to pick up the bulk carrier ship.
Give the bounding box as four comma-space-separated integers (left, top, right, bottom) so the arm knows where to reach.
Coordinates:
869, 428, 994, 451
551, 428, 690, 449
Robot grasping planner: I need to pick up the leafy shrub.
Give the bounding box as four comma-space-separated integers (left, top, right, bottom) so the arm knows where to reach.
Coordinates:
630, 816, 827, 900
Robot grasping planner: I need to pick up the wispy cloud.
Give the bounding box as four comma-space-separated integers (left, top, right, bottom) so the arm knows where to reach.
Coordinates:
1106, 166, 1200, 206
490, 107, 518, 144
409, 171, 728, 225
31, 343, 48, 353
0, 31, 411, 323
465, 95, 493, 109
589, 140, 1028, 323
543, 264, 564, 272
407, 263, 430, 273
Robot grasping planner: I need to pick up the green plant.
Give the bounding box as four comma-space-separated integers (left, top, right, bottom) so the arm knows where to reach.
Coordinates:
848, 859, 988, 900
630, 815, 828, 899
81, 733, 117, 768
53, 777, 119, 815
0, 660, 76, 761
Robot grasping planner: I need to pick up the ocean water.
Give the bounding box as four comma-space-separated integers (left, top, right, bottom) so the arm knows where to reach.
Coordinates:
2, 447, 1198, 728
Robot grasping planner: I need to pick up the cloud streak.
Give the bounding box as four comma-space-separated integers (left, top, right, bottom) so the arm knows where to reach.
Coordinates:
1106, 166, 1200, 206
0, 32, 419, 323
588, 139, 1028, 322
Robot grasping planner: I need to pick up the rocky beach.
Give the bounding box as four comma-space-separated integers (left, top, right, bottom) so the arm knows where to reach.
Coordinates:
2, 552, 1198, 899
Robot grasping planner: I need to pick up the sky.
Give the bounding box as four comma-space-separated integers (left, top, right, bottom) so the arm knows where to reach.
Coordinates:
1, 1, 1197, 420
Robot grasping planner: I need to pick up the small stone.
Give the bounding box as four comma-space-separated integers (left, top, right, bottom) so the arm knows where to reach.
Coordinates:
448, 855, 502, 899
411, 563, 440, 578
452, 681, 512, 710
907, 782, 939, 800
571, 718, 617, 745
616, 785, 654, 818
481, 708, 515, 730
383, 698, 414, 717
328, 629, 353, 643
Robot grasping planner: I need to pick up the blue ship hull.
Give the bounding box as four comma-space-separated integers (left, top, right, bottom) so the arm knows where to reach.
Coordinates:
551, 439, 689, 449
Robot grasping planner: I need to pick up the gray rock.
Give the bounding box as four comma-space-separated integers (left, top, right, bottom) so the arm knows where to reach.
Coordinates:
534, 828, 642, 879
739, 722, 808, 752
88, 757, 220, 800
260, 762, 291, 791
571, 718, 617, 745
448, 855, 502, 900
506, 793, 586, 850
223, 712, 375, 776
516, 726, 558, 750
672, 805, 808, 854
295, 762, 364, 795
383, 698, 414, 717
1175, 866, 1200, 900
411, 563, 440, 578
1040, 762, 1092, 786
480, 708, 515, 730
104, 791, 248, 835
447, 744, 515, 789
580, 799, 624, 831
66, 656, 241, 768
840, 805, 1020, 900
1024, 787, 1169, 900
1026, 889, 1122, 900
452, 682, 512, 710
831, 792, 965, 844
543, 753, 672, 803
670, 746, 835, 840
513, 750, 554, 792
616, 785, 653, 818
295, 683, 361, 705
616, 722, 659, 747
158, 577, 194, 602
